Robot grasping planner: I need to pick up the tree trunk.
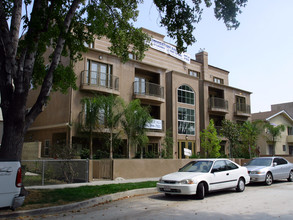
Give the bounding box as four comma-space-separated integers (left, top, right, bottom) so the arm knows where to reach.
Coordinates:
109, 132, 113, 159
89, 131, 93, 159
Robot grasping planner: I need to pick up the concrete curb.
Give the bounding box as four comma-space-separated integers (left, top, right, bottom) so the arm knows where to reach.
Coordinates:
0, 188, 157, 219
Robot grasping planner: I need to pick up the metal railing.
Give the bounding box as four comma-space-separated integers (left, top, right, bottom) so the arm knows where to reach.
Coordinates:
208, 97, 228, 111
133, 81, 164, 99
22, 159, 89, 186
234, 103, 251, 114
81, 70, 119, 91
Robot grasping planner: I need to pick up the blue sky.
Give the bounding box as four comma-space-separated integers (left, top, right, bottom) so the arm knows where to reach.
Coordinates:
134, 0, 293, 113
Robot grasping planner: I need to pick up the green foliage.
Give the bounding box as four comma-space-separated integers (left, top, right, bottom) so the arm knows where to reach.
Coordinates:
239, 121, 262, 159
220, 120, 240, 158
263, 122, 285, 155
162, 129, 174, 158
200, 120, 221, 158
23, 181, 157, 209
50, 145, 78, 159
79, 148, 90, 159
121, 99, 152, 158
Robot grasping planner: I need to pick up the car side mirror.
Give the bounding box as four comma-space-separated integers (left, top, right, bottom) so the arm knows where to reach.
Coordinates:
211, 168, 218, 173
273, 162, 277, 167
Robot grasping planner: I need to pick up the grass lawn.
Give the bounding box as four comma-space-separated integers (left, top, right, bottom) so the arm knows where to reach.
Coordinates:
18, 181, 157, 210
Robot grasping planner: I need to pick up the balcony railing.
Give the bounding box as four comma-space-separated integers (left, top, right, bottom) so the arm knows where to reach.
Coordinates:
133, 81, 164, 99
81, 70, 119, 92
234, 103, 251, 116
208, 97, 228, 113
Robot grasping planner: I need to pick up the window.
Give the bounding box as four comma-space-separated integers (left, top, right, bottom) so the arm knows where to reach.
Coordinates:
129, 53, 138, 60
178, 85, 195, 105
87, 60, 112, 87
213, 77, 224, 84
178, 107, 195, 135
134, 77, 146, 94
212, 160, 227, 172
226, 161, 238, 170
44, 140, 50, 156
288, 127, 293, 135
283, 145, 287, 152
189, 70, 200, 78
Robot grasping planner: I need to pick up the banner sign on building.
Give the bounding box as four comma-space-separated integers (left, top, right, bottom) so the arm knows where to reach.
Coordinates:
149, 38, 191, 64
145, 119, 163, 130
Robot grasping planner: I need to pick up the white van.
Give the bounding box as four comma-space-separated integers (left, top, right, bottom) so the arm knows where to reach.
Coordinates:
0, 161, 25, 210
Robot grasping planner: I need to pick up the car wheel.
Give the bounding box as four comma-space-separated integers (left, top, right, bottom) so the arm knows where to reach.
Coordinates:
165, 193, 172, 197
236, 178, 245, 192
288, 170, 293, 182
196, 182, 205, 200
265, 172, 273, 185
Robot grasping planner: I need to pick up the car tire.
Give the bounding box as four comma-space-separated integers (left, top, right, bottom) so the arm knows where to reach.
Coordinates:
196, 182, 205, 200
288, 170, 293, 182
236, 178, 245, 192
165, 193, 172, 197
265, 172, 273, 185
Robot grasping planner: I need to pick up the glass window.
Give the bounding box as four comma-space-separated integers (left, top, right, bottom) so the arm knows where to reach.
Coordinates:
212, 160, 227, 172
288, 127, 293, 135
226, 161, 238, 170
178, 107, 195, 135
189, 70, 200, 78
134, 77, 146, 94
213, 77, 224, 84
178, 85, 194, 105
87, 60, 112, 87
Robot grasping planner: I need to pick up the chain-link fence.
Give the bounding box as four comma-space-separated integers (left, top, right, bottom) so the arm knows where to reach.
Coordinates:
22, 159, 89, 186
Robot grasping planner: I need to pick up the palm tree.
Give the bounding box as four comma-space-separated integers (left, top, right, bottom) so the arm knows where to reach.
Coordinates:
121, 99, 152, 158
80, 97, 102, 159
263, 122, 285, 156
99, 95, 124, 159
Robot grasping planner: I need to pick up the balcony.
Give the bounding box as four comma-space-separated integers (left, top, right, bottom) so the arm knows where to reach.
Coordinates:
208, 97, 228, 114
234, 103, 251, 117
287, 135, 293, 144
133, 81, 165, 103
80, 70, 120, 95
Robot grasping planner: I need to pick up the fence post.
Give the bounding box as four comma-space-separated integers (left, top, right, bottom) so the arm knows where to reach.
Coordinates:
42, 160, 45, 186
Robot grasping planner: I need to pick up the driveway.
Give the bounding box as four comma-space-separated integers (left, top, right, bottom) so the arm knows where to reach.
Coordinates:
14, 181, 293, 220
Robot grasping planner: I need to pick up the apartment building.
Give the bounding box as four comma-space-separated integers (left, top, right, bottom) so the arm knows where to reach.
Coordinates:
25, 28, 251, 159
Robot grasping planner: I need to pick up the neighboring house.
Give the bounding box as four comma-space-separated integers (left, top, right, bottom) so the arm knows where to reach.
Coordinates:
271, 102, 293, 118
25, 28, 251, 159
252, 110, 293, 156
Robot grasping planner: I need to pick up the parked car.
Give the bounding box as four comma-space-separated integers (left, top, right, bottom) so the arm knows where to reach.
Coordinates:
0, 161, 25, 210
245, 157, 293, 185
157, 159, 250, 199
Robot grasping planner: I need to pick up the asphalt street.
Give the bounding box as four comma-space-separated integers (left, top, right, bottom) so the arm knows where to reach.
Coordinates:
8, 180, 293, 220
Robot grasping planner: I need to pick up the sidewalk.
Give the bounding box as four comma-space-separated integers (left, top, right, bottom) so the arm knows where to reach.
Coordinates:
26, 177, 160, 190
0, 177, 159, 219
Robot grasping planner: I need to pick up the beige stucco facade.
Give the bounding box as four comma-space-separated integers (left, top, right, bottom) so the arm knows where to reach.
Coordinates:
25, 28, 251, 159
253, 111, 293, 156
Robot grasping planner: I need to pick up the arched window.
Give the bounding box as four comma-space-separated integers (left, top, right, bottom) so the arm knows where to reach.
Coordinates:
177, 85, 194, 105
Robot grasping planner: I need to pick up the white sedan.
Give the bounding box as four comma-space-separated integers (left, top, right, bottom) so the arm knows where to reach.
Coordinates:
157, 159, 250, 199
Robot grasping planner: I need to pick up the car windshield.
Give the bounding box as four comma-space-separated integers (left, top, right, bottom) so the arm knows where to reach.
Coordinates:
179, 161, 213, 173
247, 158, 272, 166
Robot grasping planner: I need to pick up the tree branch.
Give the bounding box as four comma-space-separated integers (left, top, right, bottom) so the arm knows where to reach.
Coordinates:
24, 0, 81, 132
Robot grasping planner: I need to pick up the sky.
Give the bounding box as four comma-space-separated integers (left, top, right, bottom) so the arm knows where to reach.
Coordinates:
134, 0, 293, 113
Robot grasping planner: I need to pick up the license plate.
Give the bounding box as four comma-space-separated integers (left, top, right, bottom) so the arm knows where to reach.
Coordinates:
164, 186, 171, 191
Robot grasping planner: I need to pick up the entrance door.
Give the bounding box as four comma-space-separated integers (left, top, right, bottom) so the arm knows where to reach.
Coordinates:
178, 141, 195, 159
